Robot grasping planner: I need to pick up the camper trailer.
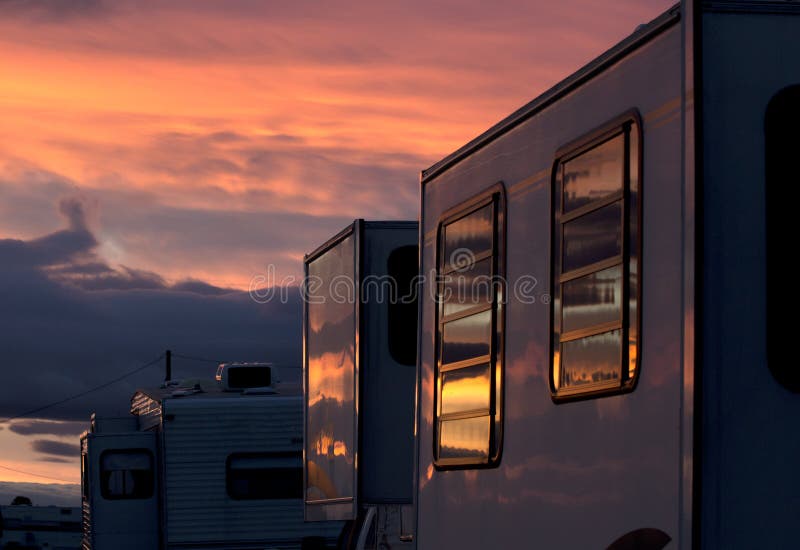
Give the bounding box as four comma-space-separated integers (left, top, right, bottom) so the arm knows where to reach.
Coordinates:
301, 2, 800, 549
303, 221, 418, 547
411, 1, 800, 549
81, 363, 343, 550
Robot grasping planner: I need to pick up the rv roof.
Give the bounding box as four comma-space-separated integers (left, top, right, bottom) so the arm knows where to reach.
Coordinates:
420, 3, 680, 184
304, 219, 417, 263
132, 378, 301, 405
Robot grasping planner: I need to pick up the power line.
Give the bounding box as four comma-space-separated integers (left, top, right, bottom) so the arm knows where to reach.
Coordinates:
0, 464, 75, 484
0, 353, 164, 424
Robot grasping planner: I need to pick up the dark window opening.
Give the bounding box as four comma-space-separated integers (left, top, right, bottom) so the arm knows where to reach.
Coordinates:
100, 449, 154, 500
765, 85, 800, 393
388, 245, 419, 366
226, 452, 303, 500
551, 116, 641, 401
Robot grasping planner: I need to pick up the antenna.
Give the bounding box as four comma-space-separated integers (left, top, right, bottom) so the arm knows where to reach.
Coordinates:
165, 349, 172, 382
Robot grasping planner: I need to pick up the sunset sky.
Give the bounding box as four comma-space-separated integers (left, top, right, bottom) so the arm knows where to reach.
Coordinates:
0, 0, 673, 502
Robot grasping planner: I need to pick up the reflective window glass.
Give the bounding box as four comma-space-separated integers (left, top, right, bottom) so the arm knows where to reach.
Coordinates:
441, 310, 492, 365
562, 265, 622, 333
563, 134, 624, 212
560, 330, 622, 389
439, 416, 490, 461
441, 258, 492, 317
563, 201, 622, 272
443, 205, 493, 271
441, 363, 491, 415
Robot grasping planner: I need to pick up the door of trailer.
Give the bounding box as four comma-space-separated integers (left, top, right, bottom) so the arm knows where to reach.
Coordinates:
83, 432, 159, 549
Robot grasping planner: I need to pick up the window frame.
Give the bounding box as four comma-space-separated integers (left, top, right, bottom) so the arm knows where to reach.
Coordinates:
433, 182, 506, 470
99, 448, 155, 501
550, 111, 643, 403
226, 451, 303, 501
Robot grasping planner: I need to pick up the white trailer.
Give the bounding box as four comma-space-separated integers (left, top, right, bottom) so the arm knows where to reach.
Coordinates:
302, 221, 418, 547
82, 364, 343, 549
412, 1, 800, 548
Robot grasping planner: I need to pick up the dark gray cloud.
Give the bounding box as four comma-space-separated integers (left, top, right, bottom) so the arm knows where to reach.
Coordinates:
0, 195, 304, 422
37, 457, 72, 464
31, 440, 80, 457
9, 420, 85, 437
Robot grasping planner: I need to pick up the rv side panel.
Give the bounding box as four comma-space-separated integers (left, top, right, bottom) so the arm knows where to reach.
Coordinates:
360, 222, 418, 504
416, 20, 684, 549
162, 397, 341, 548
699, 6, 800, 547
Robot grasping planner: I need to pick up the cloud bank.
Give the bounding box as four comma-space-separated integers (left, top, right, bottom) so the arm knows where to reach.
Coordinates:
0, 196, 304, 423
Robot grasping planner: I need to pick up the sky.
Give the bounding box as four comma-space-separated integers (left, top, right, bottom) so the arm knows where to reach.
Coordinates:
0, 0, 674, 504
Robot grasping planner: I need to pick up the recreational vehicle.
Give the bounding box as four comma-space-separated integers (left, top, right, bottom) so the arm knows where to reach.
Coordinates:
412, 1, 800, 548
303, 221, 418, 547
304, 1, 800, 548
81, 363, 343, 550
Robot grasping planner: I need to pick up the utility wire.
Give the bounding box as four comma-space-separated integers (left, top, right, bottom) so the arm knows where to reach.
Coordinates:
0, 353, 165, 424
0, 464, 75, 484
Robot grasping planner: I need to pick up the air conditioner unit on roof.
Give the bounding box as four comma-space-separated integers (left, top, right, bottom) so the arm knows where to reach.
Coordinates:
215, 362, 276, 391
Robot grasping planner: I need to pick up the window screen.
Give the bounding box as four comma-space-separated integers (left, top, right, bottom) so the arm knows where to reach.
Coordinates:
434, 185, 505, 467
227, 452, 303, 500
100, 450, 154, 500
552, 117, 641, 400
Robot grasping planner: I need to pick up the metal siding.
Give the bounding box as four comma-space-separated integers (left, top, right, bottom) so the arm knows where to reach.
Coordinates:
360, 224, 418, 503
699, 9, 800, 548
417, 23, 684, 549
162, 397, 341, 547
84, 432, 160, 550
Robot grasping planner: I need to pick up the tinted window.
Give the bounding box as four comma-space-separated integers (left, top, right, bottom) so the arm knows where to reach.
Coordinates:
765, 85, 800, 392
227, 452, 303, 500
387, 245, 419, 366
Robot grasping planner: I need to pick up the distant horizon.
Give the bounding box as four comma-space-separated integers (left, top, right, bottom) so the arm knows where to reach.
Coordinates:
0, 480, 81, 508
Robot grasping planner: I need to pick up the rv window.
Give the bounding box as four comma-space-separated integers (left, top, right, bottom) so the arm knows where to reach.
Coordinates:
551, 117, 641, 400
765, 85, 800, 393
226, 452, 303, 500
99, 450, 154, 500
434, 184, 505, 468
387, 245, 419, 366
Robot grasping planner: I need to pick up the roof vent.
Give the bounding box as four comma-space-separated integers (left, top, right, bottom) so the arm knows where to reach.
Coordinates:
215, 362, 276, 391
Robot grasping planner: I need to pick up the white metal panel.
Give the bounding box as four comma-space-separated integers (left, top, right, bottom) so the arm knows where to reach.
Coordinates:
83, 431, 159, 550
416, 18, 684, 550
162, 396, 342, 548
